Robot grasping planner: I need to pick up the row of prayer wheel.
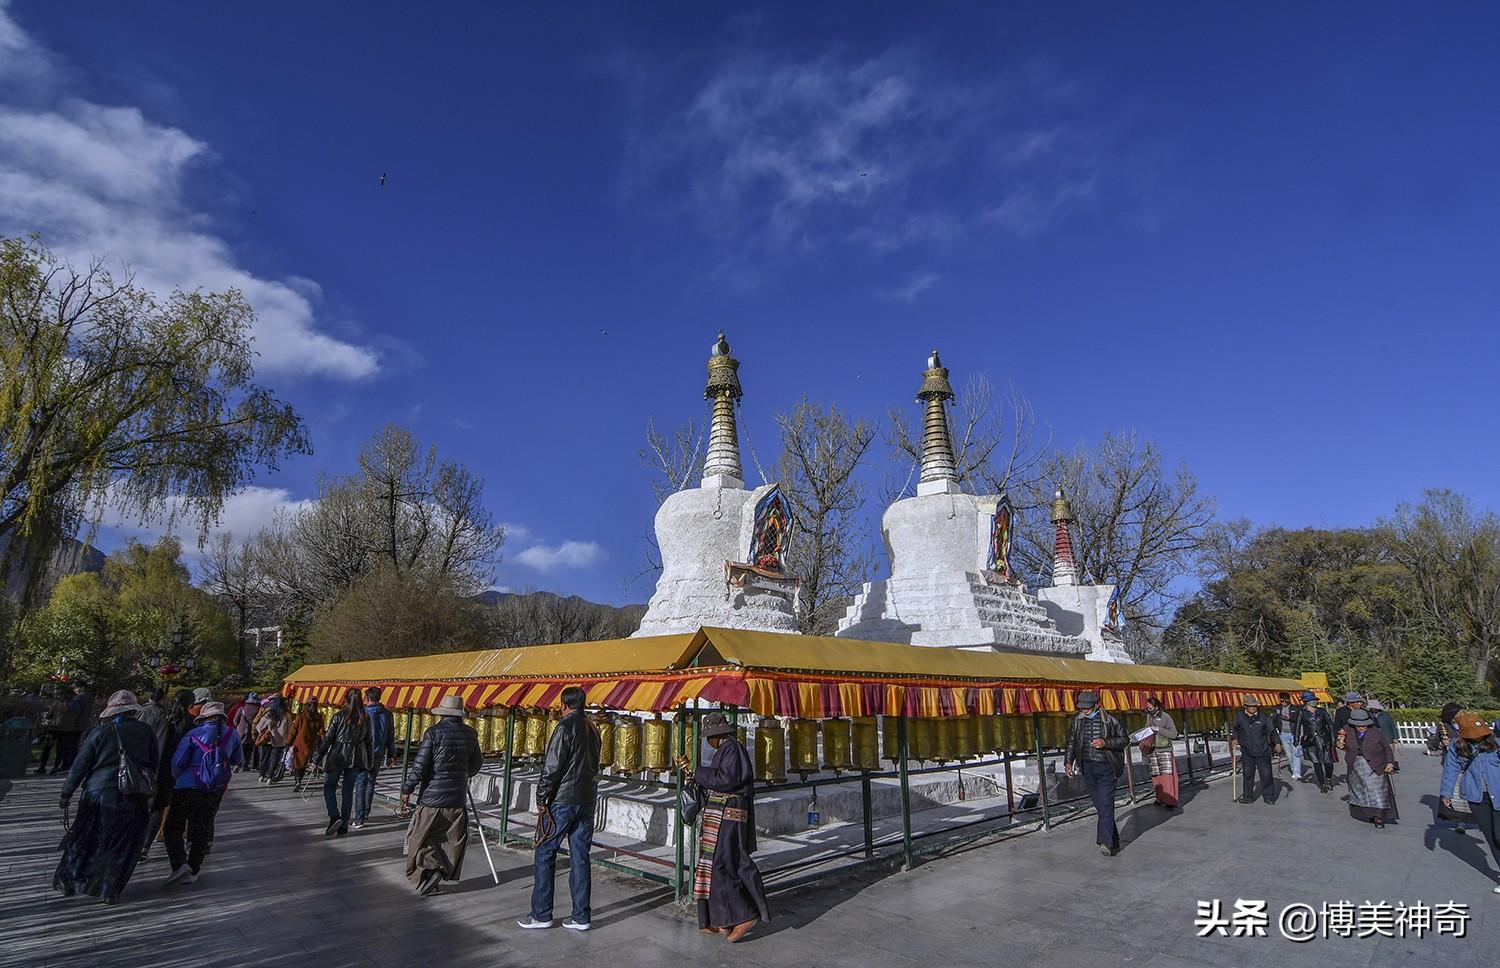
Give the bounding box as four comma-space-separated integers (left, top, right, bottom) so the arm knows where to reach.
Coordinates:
383, 707, 1201, 783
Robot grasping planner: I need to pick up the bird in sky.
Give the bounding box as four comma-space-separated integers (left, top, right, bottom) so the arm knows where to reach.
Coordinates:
379, 173, 387, 187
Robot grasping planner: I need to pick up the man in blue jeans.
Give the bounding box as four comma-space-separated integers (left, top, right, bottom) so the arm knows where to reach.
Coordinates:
353, 687, 396, 829
518, 685, 601, 931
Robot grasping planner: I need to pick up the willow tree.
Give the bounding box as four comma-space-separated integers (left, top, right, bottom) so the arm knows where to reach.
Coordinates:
0, 237, 309, 598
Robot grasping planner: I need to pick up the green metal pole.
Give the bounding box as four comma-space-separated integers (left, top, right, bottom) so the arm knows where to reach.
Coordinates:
689, 702, 702, 883
861, 773, 874, 858
897, 715, 914, 871
1032, 712, 1051, 831
499, 709, 515, 844
673, 703, 687, 903
399, 709, 414, 789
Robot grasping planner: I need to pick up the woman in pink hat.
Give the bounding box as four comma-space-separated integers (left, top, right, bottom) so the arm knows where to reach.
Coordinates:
53, 690, 158, 904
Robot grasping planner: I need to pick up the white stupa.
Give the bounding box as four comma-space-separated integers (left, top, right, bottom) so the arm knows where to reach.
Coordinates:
1035, 488, 1133, 663
632, 333, 800, 637
836, 351, 1089, 655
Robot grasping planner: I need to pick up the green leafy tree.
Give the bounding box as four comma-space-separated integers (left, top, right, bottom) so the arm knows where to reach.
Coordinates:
0, 237, 309, 601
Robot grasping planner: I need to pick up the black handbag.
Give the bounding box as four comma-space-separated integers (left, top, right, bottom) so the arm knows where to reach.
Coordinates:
114, 724, 155, 800
680, 780, 706, 825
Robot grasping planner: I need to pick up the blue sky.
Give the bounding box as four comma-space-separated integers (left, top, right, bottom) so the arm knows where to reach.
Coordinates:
3, 2, 1497, 604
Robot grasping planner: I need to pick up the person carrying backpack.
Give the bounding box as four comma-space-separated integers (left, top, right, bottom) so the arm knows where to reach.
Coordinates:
164, 701, 244, 885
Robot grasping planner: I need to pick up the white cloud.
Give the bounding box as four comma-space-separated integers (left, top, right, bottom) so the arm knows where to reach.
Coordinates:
0, 2, 378, 380
98, 485, 312, 551
515, 540, 606, 572
499, 522, 533, 543
628, 49, 1105, 265
882, 271, 939, 304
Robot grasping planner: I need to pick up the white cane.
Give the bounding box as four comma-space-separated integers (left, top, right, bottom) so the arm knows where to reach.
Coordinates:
466, 786, 501, 885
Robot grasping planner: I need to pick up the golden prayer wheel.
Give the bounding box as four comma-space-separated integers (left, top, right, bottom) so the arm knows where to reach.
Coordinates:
612, 715, 642, 774
955, 714, 979, 760
977, 714, 1002, 753
1012, 716, 1037, 753
933, 716, 956, 763
477, 714, 494, 753
642, 713, 671, 773
754, 717, 786, 783
788, 718, 820, 778
523, 710, 547, 757
822, 717, 853, 772
545, 712, 560, 749
592, 713, 614, 768
882, 715, 901, 763
909, 717, 935, 762
737, 725, 748, 748
1046, 714, 1071, 750
851, 716, 880, 771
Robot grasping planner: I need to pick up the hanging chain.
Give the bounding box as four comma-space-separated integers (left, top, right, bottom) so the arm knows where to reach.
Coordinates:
736, 397, 771, 486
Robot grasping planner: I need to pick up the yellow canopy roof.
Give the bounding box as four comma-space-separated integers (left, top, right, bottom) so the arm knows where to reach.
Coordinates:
697, 627, 1306, 692
282, 632, 700, 687
285, 626, 1304, 694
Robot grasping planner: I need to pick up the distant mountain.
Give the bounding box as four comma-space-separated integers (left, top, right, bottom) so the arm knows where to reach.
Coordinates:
470, 588, 648, 643
1, 533, 107, 603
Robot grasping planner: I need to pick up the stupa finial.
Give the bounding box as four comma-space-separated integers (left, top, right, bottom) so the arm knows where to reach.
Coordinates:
1050, 487, 1078, 586
915, 348, 957, 486
702, 330, 744, 486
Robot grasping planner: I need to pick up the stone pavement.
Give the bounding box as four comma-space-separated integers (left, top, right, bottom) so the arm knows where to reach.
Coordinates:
1, 753, 1495, 968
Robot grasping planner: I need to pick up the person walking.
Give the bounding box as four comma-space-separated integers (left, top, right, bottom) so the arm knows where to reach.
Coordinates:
136, 688, 169, 743
399, 695, 483, 896
53, 691, 158, 904
50, 686, 87, 774
33, 687, 64, 774
518, 685, 600, 930
1271, 692, 1304, 781
1440, 714, 1500, 894
287, 701, 325, 792
315, 689, 373, 836
1231, 695, 1282, 804
1297, 691, 1336, 793
1367, 700, 1400, 773
233, 693, 262, 773
188, 687, 212, 720
1340, 707, 1398, 828
680, 713, 770, 941
1141, 697, 1181, 809
1063, 690, 1128, 856
164, 701, 244, 884
254, 697, 293, 784
354, 687, 397, 829
142, 689, 195, 860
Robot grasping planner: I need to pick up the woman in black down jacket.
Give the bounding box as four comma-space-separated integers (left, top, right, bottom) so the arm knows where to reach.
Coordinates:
315, 688, 372, 836
55, 690, 159, 904
400, 694, 483, 895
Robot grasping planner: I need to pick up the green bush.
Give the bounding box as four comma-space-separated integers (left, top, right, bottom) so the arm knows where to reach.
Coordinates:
1386, 707, 1500, 723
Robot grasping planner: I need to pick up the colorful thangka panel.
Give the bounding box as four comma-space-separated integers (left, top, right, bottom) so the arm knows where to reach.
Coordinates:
987, 495, 1015, 579
749, 484, 793, 572
1106, 585, 1122, 630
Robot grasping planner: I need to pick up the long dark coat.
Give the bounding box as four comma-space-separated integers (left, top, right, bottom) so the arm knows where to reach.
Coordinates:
693, 737, 770, 930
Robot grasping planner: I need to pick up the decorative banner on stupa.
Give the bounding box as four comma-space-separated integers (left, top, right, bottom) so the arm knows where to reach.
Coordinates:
1106, 584, 1122, 631
748, 484, 793, 572
987, 494, 1015, 581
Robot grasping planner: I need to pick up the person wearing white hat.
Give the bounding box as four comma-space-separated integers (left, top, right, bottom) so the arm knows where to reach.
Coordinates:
53, 690, 158, 904
164, 700, 244, 884
399, 695, 483, 896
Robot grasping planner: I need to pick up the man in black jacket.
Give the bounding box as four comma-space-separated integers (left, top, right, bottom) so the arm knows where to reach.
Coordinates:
1231, 695, 1283, 804
519, 685, 601, 931
1064, 690, 1129, 856
400, 695, 483, 896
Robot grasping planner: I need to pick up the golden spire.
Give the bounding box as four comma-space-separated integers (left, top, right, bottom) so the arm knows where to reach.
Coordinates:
1050, 487, 1078, 587
702, 331, 744, 486
915, 349, 956, 487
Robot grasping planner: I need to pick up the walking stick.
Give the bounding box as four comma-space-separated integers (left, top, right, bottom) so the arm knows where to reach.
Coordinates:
1230, 742, 1238, 801
466, 786, 501, 885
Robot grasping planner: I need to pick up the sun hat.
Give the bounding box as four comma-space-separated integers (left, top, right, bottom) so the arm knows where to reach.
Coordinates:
432, 695, 467, 717
1301, 690, 1317, 702
1367, 699, 1385, 712
245, 692, 261, 704
195, 701, 227, 722
1456, 713, 1494, 742
100, 689, 142, 718
1344, 691, 1363, 703
1347, 708, 1375, 727
192, 687, 212, 703
701, 712, 736, 739
1241, 694, 1260, 706
1075, 690, 1099, 709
